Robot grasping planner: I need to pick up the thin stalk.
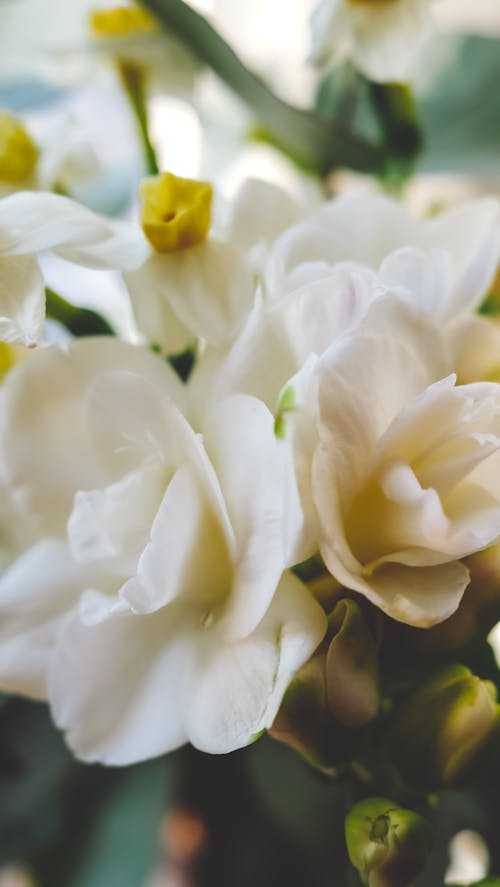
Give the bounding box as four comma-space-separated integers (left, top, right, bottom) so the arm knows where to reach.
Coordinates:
117, 58, 160, 175
139, 0, 386, 175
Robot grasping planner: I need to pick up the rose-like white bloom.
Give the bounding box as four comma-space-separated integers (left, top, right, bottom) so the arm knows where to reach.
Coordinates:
0, 336, 325, 763
309, 299, 500, 626
0, 190, 148, 346
265, 193, 500, 321
308, 0, 434, 83
190, 190, 500, 415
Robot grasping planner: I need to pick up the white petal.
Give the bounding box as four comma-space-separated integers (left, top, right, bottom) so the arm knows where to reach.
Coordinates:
423, 198, 500, 316
185, 571, 326, 753
351, 0, 432, 83
0, 540, 84, 698
379, 247, 453, 320
1, 338, 185, 535
0, 254, 45, 346
224, 178, 303, 253
126, 240, 255, 349
266, 194, 418, 296
124, 256, 193, 354
121, 463, 231, 614
365, 561, 469, 627
268, 264, 377, 364
316, 298, 443, 497
48, 604, 193, 765
68, 461, 166, 575
0, 191, 149, 270
203, 395, 292, 639
190, 297, 296, 418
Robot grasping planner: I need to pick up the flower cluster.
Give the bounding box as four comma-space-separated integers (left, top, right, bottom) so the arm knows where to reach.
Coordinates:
0, 171, 500, 773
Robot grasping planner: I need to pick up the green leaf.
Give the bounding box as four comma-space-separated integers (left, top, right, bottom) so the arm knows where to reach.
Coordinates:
367, 82, 423, 186
0, 699, 72, 865
418, 35, 500, 179
31, 753, 180, 887
67, 757, 177, 887
138, 0, 385, 176
45, 288, 116, 337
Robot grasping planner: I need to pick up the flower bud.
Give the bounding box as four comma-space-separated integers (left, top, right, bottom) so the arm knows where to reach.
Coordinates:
326, 598, 380, 727
140, 172, 213, 253
269, 656, 335, 773
0, 113, 38, 184
345, 797, 431, 887
388, 665, 498, 791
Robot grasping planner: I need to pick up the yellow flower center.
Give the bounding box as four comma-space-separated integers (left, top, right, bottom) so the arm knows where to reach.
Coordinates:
0, 113, 38, 184
89, 5, 157, 38
0, 343, 26, 377
347, 0, 399, 5
140, 172, 213, 254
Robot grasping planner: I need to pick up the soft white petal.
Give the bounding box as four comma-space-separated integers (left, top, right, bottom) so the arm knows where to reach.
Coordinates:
365, 561, 470, 627
203, 395, 292, 639
189, 298, 296, 418
0, 540, 84, 698
351, 0, 432, 83
185, 571, 326, 753
268, 264, 377, 366
316, 298, 443, 497
0, 254, 45, 346
1, 338, 185, 535
379, 247, 453, 320
224, 178, 303, 254
423, 198, 500, 316
0, 191, 149, 270
124, 255, 193, 354
68, 461, 166, 575
126, 240, 255, 349
121, 463, 231, 614
48, 603, 193, 765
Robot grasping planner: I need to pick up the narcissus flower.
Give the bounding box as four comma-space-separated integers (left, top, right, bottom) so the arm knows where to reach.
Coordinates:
124, 175, 301, 354
308, 0, 434, 83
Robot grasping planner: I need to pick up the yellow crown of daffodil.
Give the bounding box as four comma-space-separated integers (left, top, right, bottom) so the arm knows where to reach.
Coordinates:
89, 5, 157, 38
140, 172, 213, 254
0, 343, 28, 378
348, 0, 399, 5
0, 112, 39, 184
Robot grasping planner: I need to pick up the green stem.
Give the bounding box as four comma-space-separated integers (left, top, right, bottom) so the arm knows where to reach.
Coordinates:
139, 0, 385, 175
45, 289, 116, 337
117, 58, 160, 175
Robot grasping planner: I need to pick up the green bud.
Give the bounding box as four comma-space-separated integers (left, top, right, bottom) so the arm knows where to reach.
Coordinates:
388, 665, 497, 791
326, 598, 380, 727
345, 797, 431, 887
270, 656, 334, 773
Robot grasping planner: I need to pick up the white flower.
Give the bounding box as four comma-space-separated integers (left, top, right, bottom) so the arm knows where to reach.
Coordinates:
0, 336, 325, 763
308, 0, 434, 83
0, 0, 199, 96
123, 175, 302, 354
191, 192, 499, 412
0, 111, 101, 200
311, 299, 500, 627
0, 189, 148, 346
266, 193, 500, 322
